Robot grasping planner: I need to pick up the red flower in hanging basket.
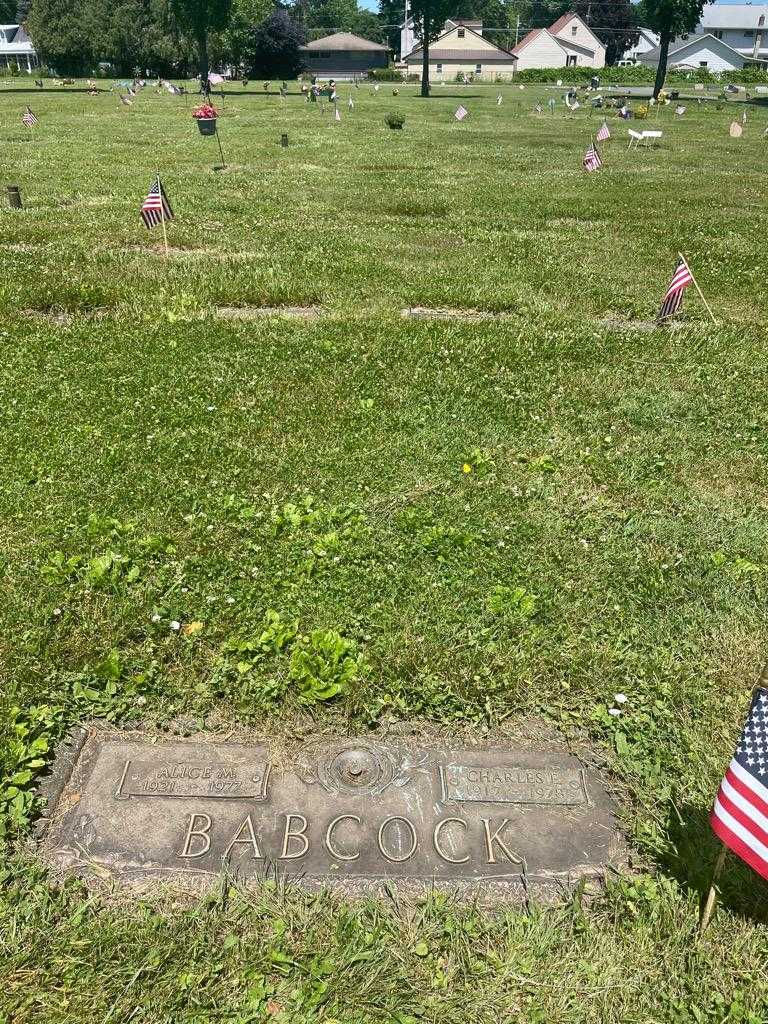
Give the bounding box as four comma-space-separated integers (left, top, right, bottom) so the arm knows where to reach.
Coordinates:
192, 103, 218, 120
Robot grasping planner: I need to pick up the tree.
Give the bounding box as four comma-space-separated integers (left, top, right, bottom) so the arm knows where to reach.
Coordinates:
219, 0, 273, 72
305, 0, 358, 35
243, 8, 306, 76
642, 0, 709, 96
168, 0, 233, 81
27, 0, 95, 73
408, 0, 453, 96
572, 0, 638, 66
377, 0, 402, 53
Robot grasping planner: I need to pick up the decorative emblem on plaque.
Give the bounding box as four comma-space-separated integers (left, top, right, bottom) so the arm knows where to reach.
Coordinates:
297, 741, 430, 796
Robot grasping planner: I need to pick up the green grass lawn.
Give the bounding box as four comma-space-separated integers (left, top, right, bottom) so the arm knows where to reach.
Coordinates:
1, 78, 768, 1023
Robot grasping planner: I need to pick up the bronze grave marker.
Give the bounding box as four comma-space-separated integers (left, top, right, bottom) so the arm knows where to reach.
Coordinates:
39, 730, 622, 899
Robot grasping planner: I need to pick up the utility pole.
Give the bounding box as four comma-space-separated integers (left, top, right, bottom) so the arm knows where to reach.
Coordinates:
515, 12, 520, 45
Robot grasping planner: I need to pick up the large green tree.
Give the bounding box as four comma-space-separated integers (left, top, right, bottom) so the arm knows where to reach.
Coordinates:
642, 0, 710, 96
168, 0, 233, 81
27, 0, 95, 73
218, 0, 273, 71
243, 7, 305, 75
408, 0, 454, 96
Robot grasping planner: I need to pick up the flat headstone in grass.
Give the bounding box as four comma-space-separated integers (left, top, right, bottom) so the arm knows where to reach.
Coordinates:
401, 306, 510, 322
216, 304, 322, 320
38, 728, 622, 901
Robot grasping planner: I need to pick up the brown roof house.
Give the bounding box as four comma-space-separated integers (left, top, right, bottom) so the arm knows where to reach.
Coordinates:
300, 32, 389, 79
404, 22, 517, 81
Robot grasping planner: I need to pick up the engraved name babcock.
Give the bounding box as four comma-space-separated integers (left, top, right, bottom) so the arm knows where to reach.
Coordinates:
441, 764, 587, 806
43, 737, 619, 889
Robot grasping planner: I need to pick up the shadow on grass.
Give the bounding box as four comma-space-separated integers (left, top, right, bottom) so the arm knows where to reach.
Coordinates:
661, 801, 768, 926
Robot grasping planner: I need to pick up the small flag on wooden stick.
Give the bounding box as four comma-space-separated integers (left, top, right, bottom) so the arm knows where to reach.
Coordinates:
596, 120, 610, 142
701, 666, 768, 931
455, 104, 468, 121
657, 257, 692, 320
141, 175, 173, 228
22, 106, 38, 127
657, 253, 716, 324
583, 141, 602, 172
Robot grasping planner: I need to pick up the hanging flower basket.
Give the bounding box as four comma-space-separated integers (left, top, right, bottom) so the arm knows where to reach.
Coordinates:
192, 103, 218, 135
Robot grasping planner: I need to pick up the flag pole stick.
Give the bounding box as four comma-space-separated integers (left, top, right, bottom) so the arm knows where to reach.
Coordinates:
158, 172, 168, 258
699, 842, 728, 933
214, 124, 226, 169
678, 252, 717, 325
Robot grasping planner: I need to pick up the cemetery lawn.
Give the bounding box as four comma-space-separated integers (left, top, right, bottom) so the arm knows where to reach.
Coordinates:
2, 79, 768, 1022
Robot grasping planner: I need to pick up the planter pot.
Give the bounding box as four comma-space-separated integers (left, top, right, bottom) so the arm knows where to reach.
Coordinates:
196, 117, 217, 136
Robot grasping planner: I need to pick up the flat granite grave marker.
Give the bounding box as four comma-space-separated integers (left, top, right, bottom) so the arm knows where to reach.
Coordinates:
38, 729, 623, 900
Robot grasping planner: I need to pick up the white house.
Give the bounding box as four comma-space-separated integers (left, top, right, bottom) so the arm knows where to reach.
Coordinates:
0, 24, 38, 73
696, 4, 768, 62
510, 11, 605, 70
637, 33, 746, 72
547, 11, 606, 67
511, 29, 570, 71
621, 27, 660, 63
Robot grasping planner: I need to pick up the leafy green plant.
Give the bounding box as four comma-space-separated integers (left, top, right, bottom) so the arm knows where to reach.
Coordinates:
289, 630, 367, 703
69, 650, 153, 721
486, 585, 539, 620
384, 112, 405, 129
0, 704, 65, 837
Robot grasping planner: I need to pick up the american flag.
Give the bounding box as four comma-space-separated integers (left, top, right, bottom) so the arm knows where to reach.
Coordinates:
711, 688, 768, 882
455, 105, 468, 121
596, 120, 610, 142
583, 142, 602, 172
140, 176, 174, 230
22, 106, 38, 127
658, 258, 693, 320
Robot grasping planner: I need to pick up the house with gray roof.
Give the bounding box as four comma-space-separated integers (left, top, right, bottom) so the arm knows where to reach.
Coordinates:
0, 24, 38, 73
299, 32, 389, 79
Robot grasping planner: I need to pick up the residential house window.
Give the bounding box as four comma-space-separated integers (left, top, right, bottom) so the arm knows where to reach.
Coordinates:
571, 24, 577, 34
699, 60, 708, 67
436, 63, 443, 72
744, 29, 754, 37
457, 27, 465, 37
475, 62, 482, 72
566, 54, 577, 66
713, 30, 723, 39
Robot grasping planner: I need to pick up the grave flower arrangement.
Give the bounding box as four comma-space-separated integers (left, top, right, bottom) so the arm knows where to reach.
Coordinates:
192, 102, 218, 135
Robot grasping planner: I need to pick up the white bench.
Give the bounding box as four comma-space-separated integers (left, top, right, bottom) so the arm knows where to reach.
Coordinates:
628, 128, 663, 149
